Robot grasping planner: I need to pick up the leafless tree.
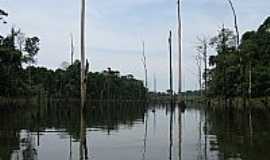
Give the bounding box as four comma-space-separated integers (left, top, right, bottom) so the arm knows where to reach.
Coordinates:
141, 41, 148, 88
177, 0, 182, 94
168, 31, 173, 98
70, 33, 75, 65
196, 37, 208, 94
80, 0, 87, 109
195, 54, 203, 96
226, 0, 240, 47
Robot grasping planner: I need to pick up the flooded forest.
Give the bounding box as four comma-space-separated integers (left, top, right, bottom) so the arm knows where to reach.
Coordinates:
0, 0, 270, 160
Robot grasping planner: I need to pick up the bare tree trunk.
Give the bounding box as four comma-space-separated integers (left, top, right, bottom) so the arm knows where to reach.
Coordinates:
177, 0, 182, 95
197, 37, 208, 96
195, 55, 202, 96
227, 0, 240, 47
168, 31, 173, 100
203, 41, 207, 95
81, 0, 87, 109
79, 110, 88, 160
70, 33, 74, 65
142, 41, 148, 88
153, 73, 157, 93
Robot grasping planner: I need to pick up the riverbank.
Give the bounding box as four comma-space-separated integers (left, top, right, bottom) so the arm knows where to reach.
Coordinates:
207, 97, 270, 110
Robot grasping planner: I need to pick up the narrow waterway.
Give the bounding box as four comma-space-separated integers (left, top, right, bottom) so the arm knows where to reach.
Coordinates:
0, 102, 269, 160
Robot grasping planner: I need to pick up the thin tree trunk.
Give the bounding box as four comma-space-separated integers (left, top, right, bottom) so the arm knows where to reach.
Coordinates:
203, 41, 208, 95
70, 33, 74, 65
177, 0, 182, 95
195, 55, 202, 96
168, 31, 173, 100
142, 41, 148, 88
81, 0, 87, 109
227, 0, 240, 47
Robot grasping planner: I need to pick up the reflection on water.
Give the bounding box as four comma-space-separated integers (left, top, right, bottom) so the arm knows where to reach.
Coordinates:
1, 102, 270, 160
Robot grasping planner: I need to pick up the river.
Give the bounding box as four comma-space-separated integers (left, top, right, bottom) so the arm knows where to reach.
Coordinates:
0, 102, 269, 160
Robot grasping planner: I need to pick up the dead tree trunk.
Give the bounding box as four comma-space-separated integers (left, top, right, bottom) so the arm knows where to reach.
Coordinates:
195, 54, 202, 96
142, 41, 148, 89
70, 33, 74, 65
81, 0, 87, 109
177, 0, 182, 95
168, 31, 173, 100
197, 37, 208, 96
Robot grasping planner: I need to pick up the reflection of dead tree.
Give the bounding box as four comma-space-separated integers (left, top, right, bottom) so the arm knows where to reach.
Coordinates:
197, 108, 203, 160
204, 109, 208, 160
142, 109, 148, 160
169, 103, 174, 160
70, 33, 75, 65
80, 111, 88, 160
178, 105, 182, 160
69, 135, 73, 160
21, 133, 38, 160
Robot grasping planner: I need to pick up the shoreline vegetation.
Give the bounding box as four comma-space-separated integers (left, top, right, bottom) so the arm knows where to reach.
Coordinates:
1, 9, 270, 109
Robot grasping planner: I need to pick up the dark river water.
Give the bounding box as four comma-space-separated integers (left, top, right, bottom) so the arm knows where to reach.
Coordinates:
0, 102, 270, 160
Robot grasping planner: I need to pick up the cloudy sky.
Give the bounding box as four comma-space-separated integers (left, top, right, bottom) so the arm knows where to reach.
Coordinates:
0, 0, 269, 92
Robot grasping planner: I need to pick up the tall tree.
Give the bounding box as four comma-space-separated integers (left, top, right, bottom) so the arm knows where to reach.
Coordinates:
24, 37, 40, 64
70, 33, 74, 65
80, 0, 87, 109
177, 0, 182, 94
141, 41, 148, 89
168, 31, 173, 99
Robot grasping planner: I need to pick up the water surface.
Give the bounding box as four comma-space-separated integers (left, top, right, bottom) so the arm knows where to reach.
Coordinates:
1, 102, 270, 160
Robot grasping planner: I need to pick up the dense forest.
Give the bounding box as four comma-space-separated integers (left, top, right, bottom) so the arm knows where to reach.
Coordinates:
207, 17, 270, 99
0, 11, 146, 101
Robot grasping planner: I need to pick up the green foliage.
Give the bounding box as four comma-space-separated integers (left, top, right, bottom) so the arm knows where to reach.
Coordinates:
23, 37, 40, 64
0, 29, 146, 100
208, 17, 270, 98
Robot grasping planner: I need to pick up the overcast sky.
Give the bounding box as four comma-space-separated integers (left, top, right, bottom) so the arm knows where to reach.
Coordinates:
0, 0, 269, 92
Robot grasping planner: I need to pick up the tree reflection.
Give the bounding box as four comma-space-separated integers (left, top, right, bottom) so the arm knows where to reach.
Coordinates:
79, 108, 88, 160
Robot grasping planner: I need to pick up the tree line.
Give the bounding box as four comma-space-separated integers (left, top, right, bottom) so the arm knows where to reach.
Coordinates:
0, 27, 147, 100
206, 17, 270, 99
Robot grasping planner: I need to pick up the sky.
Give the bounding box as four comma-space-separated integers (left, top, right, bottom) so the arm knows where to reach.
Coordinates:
0, 0, 269, 92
